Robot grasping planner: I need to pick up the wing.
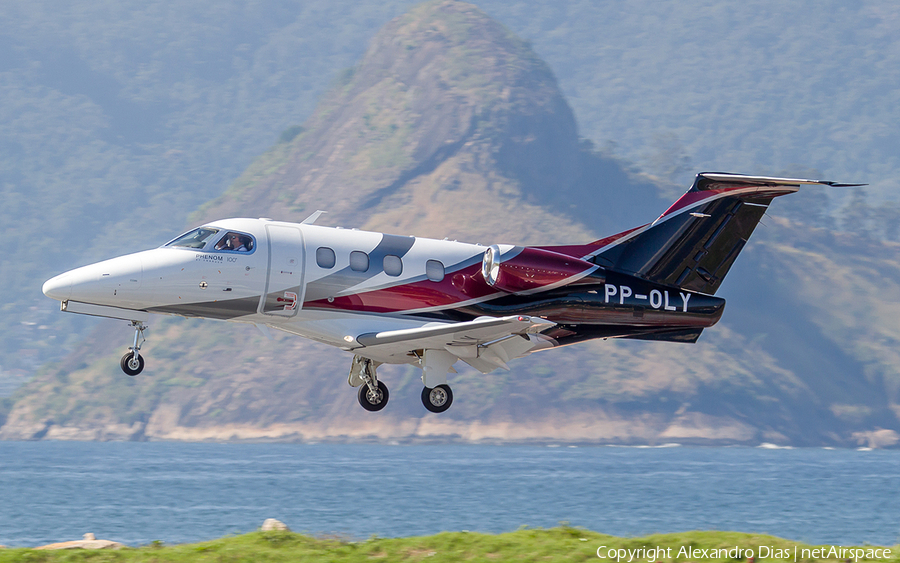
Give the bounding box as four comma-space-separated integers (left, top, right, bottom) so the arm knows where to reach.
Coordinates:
353, 315, 556, 374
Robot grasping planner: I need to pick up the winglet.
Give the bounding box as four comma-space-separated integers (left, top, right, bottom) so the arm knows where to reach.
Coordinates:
301, 210, 327, 224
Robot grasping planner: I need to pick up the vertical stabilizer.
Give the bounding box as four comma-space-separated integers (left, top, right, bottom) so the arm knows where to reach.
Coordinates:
591, 173, 861, 294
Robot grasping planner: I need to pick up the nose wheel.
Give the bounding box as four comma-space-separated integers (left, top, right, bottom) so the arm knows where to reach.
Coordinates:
120, 352, 144, 376
120, 321, 147, 376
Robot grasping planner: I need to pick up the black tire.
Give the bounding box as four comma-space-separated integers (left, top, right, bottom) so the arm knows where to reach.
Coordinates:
422, 384, 453, 413
120, 352, 144, 376
358, 380, 389, 411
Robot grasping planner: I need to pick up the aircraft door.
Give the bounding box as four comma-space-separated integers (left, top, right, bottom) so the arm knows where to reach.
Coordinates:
260, 224, 305, 318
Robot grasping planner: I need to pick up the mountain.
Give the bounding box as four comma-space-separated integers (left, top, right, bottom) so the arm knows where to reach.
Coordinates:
2, 0, 898, 447
195, 0, 665, 241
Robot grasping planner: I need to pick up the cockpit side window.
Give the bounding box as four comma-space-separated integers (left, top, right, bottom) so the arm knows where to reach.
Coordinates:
165, 227, 220, 249
214, 231, 255, 253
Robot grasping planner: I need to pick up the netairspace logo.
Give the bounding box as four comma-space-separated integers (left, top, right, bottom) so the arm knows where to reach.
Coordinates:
596, 545, 893, 562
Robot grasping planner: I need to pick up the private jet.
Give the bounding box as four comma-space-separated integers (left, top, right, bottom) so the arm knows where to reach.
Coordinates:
42, 173, 859, 413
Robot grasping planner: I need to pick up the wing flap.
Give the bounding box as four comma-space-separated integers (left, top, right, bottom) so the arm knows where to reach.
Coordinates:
355, 315, 554, 348
355, 316, 556, 374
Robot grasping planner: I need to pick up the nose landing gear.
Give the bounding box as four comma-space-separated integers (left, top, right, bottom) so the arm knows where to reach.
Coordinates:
120, 321, 147, 376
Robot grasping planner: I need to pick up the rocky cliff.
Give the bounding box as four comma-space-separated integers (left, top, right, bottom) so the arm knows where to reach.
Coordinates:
2, 0, 899, 447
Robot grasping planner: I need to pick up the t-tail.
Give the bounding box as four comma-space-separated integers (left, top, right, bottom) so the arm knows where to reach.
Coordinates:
585, 172, 863, 295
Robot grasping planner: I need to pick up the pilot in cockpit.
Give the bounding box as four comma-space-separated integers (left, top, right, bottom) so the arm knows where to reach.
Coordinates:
233, 235, 250, 252
215, 232, 252, 252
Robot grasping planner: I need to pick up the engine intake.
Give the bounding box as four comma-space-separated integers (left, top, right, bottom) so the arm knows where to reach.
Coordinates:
481, 246, 597, 293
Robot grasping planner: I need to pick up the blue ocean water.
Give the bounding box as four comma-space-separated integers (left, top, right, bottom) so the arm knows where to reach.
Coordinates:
0, 442, 897, 548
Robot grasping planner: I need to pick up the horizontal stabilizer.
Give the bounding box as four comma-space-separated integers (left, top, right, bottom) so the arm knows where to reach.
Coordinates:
692, 173, 865, 190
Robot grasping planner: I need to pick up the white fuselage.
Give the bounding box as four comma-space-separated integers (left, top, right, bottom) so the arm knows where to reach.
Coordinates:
42, 218, 509, 364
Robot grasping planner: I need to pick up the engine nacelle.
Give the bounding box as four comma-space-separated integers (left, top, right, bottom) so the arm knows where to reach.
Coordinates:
481, 245, 597, 293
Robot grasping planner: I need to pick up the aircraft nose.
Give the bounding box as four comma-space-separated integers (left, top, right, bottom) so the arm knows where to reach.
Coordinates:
42, 253, 145, 306
42, 272, 72, 301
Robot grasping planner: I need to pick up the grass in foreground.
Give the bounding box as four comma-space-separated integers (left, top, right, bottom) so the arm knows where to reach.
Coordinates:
1, 527, 898, 563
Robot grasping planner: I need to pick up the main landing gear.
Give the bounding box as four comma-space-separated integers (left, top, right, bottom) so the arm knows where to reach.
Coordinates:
421, 384, 453, 413
347, 354, 455, 413
120, 321, 147, 376
418, 349, 454, 413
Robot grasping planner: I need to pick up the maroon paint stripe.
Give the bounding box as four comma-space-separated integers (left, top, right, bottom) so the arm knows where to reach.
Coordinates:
535, 225, 647, 259
658, 188, 740, 218
304, 262, 493, 313
303, 250, 595, 314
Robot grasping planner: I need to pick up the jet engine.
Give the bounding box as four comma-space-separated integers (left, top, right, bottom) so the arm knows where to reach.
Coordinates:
481, 245, 597, 293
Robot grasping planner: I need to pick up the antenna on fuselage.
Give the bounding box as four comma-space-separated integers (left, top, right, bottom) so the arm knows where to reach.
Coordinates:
301, 210, 328, 225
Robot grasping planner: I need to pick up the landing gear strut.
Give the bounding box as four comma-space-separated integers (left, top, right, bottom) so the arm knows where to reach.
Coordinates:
418, 349, 455, 413
120, 321, 147, 376
349, 355, 389, 411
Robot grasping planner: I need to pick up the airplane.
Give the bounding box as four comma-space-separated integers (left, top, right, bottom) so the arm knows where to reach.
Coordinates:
42, 172, 861, 413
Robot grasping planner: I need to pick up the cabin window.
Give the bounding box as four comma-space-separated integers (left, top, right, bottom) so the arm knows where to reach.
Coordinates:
214, 231, 254, 252
426, 259, 445, 282
383, 254, 402, 277
350, 251, 369, 272
316, 247, 336, 269
165, 227, 220, 249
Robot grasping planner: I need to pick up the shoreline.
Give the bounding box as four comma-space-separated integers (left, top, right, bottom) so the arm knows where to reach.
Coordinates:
0, 436, 896, 450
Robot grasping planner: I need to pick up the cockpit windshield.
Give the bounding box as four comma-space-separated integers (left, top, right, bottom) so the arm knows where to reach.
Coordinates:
164, 227, 220, 249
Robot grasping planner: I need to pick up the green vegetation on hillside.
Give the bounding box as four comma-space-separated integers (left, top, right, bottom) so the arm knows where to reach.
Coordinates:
1, 529, 898, 563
